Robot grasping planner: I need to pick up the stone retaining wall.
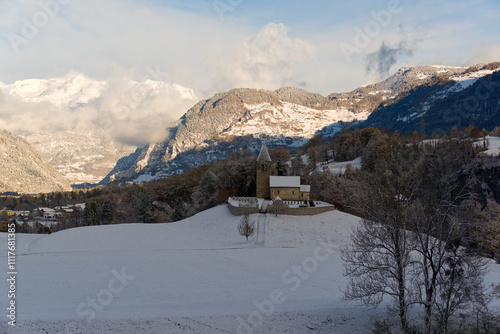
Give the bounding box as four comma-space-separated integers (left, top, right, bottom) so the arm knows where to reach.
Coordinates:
267, 204, 335, 216
227, 202, 260, 216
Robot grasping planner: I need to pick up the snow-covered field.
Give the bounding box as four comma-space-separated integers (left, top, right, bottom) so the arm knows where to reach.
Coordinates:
483, 136, 500, 156
1, 205, 499, 333
0, 206, 376, 333
321, 157, 362, 174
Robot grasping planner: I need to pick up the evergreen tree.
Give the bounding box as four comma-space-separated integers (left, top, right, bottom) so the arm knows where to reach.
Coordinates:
83, 202, 99, 225
100, 199, 114, 225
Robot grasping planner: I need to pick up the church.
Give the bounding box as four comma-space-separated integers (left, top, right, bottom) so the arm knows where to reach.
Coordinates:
256, 142, 310, 201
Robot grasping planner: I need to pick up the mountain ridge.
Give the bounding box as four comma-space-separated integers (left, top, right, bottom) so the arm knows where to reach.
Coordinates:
359, 63, 500, 134
3, 63, 496, 188
106, 64, 472, 183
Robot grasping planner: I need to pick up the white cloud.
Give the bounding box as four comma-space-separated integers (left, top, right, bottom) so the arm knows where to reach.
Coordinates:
0, 74, 197, 146
209, 23, 316, 92
0, 0, 499, 133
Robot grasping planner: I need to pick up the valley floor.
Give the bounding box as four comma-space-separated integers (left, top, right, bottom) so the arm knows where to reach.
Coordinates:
1, 206, 499, 333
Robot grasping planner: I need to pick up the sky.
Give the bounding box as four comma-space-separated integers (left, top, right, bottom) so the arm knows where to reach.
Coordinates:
1, 0, 499, 95
0, 0, 499, 145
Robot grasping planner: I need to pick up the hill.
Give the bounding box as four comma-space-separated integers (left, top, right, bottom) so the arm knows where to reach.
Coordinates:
2, 205, 499, 333
0, 206, 373, 333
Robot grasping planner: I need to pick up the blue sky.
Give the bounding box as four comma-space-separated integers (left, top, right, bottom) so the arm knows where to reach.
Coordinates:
1, 0, 499, 95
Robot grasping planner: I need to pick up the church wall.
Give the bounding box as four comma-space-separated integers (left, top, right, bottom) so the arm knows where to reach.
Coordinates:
270, 187, 301, 201
300, 192, 310, 201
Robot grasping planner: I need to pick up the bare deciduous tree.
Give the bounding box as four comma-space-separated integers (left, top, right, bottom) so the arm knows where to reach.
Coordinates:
409, 140, 484, 334
342, 169, 419, 334
238, 214, 255, 242
342, 138, 493, 334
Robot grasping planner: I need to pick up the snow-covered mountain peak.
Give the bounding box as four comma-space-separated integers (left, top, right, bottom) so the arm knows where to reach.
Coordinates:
1, 74, 197, 109
6, 74, 106, 108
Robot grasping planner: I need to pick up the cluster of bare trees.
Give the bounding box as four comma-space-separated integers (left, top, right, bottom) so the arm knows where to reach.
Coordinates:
341, 139, 500, 333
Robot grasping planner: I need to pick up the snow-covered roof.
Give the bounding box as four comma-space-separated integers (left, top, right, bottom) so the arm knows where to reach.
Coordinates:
300, 185, 310, 192
257, 142, 272, 162
270, 176, 300, 188
38, 207, 54, 212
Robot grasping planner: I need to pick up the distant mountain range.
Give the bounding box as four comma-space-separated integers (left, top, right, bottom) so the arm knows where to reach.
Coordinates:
23, 132, 137, 185
106, 64, 482, 183
1, 74, 196, 108
0, 74, 197, 185
1, 63, 498, 192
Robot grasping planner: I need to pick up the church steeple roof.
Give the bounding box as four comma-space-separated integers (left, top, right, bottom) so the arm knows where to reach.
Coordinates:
257, 142, 272, 162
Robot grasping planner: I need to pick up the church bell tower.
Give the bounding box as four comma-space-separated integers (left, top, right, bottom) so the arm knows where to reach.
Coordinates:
256, 142, 272, 199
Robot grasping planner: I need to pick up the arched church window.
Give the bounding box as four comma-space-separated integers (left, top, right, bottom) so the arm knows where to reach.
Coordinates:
262, 164, 267, 171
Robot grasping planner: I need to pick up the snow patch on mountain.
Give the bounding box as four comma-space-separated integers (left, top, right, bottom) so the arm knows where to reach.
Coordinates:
448, 68, 500, 91
221, 102, 370, 139
481, 136, 500, 156
419, 67, 500, 107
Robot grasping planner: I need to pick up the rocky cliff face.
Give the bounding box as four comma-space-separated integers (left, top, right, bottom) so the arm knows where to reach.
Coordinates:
0, 130, 72, 194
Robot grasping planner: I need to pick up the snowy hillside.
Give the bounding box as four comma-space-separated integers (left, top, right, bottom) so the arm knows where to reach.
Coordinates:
360, 63, 500, 135
0, 206, 372, 333
0, 130, 71, 194
435, 67, 500, 100
221, 102, 369, 139
109, 87, 370, 182
2, 206, 500, 333
481, 136, 500, 156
